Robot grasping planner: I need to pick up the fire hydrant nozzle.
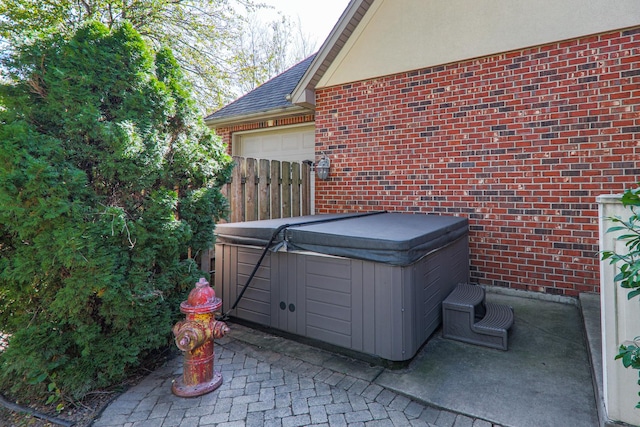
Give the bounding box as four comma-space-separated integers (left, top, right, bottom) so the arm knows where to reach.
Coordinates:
213, 320, 230, 338
172, 321, 207, 352
171, 277, 229, 398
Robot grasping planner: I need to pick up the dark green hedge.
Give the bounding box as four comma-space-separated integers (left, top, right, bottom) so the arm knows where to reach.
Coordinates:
0, 22, 231, 402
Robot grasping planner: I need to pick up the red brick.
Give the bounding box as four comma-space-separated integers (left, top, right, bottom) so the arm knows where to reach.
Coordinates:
313, 27, 640, 295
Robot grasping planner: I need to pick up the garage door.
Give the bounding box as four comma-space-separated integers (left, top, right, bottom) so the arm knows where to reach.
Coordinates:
233, 124, 315, 163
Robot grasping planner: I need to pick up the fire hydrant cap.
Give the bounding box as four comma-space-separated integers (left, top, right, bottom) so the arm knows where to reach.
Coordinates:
180, 277, 222, 314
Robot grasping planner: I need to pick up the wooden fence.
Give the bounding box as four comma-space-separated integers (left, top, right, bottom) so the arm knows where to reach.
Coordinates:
226, 156, 312, 223
200, 156, 312, 273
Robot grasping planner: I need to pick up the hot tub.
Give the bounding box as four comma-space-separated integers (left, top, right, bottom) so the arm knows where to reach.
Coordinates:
214, 212, 469, 361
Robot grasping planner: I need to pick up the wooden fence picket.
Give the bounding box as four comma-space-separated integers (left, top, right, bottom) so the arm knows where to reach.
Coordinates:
199, 156, 312, 273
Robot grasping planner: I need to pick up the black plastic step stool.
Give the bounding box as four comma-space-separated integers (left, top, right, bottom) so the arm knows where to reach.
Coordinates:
442, 283, 514, 350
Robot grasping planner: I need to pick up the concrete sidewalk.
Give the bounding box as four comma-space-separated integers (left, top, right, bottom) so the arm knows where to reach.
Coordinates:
91, 290, 600, 427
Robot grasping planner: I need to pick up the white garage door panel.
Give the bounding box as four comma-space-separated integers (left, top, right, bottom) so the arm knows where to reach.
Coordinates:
302, 132, 315, 150
282, 134, 300, 150
235, 125, 315, 163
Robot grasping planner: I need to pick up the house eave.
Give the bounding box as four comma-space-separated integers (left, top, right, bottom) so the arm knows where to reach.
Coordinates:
204, 105, 313, 129
290, 0, 374, 108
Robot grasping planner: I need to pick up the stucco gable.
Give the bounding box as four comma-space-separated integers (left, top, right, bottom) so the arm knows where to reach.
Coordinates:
292, 0, 640, 107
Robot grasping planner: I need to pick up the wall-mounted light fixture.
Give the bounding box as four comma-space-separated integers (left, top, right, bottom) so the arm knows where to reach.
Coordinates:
315, 153, 330, 180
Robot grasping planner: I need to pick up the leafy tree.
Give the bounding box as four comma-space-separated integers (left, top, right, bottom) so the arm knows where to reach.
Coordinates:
0, 21, 232, 403
0, 0, 317, 112
0, 0, 250, 111
233, 12, 317, 94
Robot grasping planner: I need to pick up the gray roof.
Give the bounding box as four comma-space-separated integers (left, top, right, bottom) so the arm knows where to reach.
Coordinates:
205, 53, 317, 126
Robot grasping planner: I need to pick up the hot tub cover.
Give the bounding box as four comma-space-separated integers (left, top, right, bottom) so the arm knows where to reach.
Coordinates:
215, 212, 468, 266
214, 213, 364, 246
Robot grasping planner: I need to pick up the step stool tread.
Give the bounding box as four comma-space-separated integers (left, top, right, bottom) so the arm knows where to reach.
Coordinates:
442, 283, 484, 308
474, 302, 514, 332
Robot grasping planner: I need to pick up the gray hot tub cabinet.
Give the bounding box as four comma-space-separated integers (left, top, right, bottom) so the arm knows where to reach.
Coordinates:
214, 212, 469, 361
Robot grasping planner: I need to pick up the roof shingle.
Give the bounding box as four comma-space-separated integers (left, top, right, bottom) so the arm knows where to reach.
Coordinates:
205, 53, 317, 123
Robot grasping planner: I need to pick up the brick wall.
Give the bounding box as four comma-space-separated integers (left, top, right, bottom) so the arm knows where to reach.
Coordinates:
314, 28, 640, 296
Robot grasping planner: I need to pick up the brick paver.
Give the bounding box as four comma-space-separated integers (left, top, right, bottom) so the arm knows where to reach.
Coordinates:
92, 324, 503, 427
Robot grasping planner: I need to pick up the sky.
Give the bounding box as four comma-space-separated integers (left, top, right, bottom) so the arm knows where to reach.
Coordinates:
258, 0, 352, 47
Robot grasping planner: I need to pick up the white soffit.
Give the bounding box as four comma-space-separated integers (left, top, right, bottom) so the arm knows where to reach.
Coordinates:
317, 0, 640, 88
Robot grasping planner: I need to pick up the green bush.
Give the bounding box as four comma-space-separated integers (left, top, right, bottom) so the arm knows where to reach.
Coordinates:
0, 22, 231, 403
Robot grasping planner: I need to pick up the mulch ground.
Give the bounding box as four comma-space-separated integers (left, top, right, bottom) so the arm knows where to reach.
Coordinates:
0, 395, 112, 427
0, 346, 177, 427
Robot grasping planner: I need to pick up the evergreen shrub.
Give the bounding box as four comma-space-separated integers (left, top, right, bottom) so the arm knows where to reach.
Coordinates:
0, 22, 232, 403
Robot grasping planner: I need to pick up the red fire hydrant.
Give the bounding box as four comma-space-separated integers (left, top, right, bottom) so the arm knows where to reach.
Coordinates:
172, 277, 229, 397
